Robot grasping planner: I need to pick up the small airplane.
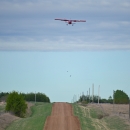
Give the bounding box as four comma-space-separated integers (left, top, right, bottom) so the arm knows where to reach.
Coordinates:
55, 18, 86, 26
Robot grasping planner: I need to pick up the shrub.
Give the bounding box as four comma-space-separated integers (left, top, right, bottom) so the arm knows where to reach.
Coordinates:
6, 91, 27, 117
114, 90, 129, 104
98, 114, 104, 119
98, 113, 109, 119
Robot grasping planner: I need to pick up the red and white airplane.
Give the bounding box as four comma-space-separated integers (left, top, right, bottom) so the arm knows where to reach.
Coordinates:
55, 18, 86, 26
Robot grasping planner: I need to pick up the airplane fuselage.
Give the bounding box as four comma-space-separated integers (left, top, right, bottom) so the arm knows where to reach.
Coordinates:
55, 18, 86, 26
68, 21, 72, 24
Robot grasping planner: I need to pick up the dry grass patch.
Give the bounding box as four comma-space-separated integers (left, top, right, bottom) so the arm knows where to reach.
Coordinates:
0, 102, 34, 130
73, 103, 130, 130
0, 113, 19, 130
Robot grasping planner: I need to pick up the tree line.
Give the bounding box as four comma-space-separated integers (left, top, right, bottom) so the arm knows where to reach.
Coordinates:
0, 91, 51, 118
78, 89, 129, 104
79, 95, 113, 103
21, 92, 50, 103
0, 91, 50, 103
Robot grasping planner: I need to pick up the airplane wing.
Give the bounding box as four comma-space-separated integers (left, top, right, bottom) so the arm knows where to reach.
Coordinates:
55, 19, 69, 21
71, 20, 86, 22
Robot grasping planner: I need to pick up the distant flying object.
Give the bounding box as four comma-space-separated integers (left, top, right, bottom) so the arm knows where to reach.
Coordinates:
55, 19, 86, 26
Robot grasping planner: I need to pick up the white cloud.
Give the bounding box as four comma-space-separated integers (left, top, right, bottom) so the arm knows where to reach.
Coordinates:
0, 0, 130, 51
0, 34, 130, 51
98, 22, 118, 29
120, 21, 130, 26
0, 0, 130, 14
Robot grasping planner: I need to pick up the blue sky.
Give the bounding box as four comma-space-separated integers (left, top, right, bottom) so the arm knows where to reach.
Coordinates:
0, 0, 130, 102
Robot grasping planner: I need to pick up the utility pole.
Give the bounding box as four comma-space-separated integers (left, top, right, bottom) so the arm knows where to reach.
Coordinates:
87, 91, 88, 102
113, 90, 115, 113
35, 91, 36, 104
82, 92, 84, 101
93, 84, 94, 102
75, 95, 77, 103
98, 85, 100, 104
92, 84, 94, 103
89, 88, 90, 103
80, 93, 81, 102
129, 96, 130, 119
92, 85, 93, 103
73, 96, 74, 103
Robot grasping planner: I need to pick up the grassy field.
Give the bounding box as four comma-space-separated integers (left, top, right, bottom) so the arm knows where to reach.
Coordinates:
73, 103, 130, 130
0, 103, 6, 113
6, 102, 52, 130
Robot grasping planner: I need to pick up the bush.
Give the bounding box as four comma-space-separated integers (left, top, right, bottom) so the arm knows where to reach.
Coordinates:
98, 113, 109, 119
98, 114, 104, 119
114, 90, 129, 104
6, 91, 27, 117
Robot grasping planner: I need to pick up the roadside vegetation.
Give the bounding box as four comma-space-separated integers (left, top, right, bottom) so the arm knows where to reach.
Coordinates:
73, 103, 130, 130
6, 102, 52, 130
0, 91, 51, 118
22, 92, 50, 103
114, 90, 129, 104
0, 91, 51, 130
0, 91, 50, 103
0, 103, 5, 113
6, 91, 27, 117
79, 89, 129, 104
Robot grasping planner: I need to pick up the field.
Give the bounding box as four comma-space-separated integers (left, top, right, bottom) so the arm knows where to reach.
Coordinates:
99, 103, 129, 119
0, 102, 52, 130
1, 102, 130, 130
73, 103, 130, 130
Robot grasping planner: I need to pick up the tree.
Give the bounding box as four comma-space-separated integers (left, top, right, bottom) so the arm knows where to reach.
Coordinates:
114, 90, 129, 104
108, 96, 113, 103
6, 91, 27, 117
23, 92, 50, 103
100, 98, 108, 103
0, 92, 9, 102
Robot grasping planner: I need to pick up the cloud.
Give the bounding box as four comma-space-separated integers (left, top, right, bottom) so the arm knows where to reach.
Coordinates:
0, 0, 130, 51
0, 0, 130, 15
0, 34, 130, 51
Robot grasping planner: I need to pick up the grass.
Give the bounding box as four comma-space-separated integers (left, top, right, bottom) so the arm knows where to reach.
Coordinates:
6, 102, 52, 130
104, 116, 130, 130
90, 108, 98, 119
72, 104, 96, 130
0, 104, 6, 113
73, 103, 130, 130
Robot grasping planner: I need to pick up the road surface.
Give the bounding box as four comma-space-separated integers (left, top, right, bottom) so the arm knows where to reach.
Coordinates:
44, 102, 81, 130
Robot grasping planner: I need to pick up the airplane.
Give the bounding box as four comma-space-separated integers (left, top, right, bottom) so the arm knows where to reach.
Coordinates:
55, 18, 86, 26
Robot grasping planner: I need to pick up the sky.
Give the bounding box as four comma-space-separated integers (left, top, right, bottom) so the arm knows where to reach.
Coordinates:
0, 0, 130, 102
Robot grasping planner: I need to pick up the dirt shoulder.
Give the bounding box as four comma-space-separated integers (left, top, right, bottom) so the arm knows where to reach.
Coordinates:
44, 102, 81, 130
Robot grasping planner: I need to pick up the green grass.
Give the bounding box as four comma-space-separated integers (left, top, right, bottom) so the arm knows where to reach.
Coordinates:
72, 104, 96, 130
73, 103, 130, 130
104, 116, 130, 130
0, 104, 5, 112
90, 108, 98, 119
6, 102, 52, 130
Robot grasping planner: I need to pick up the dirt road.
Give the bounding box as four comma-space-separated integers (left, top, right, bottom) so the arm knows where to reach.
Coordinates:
44, 102, 80, 130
